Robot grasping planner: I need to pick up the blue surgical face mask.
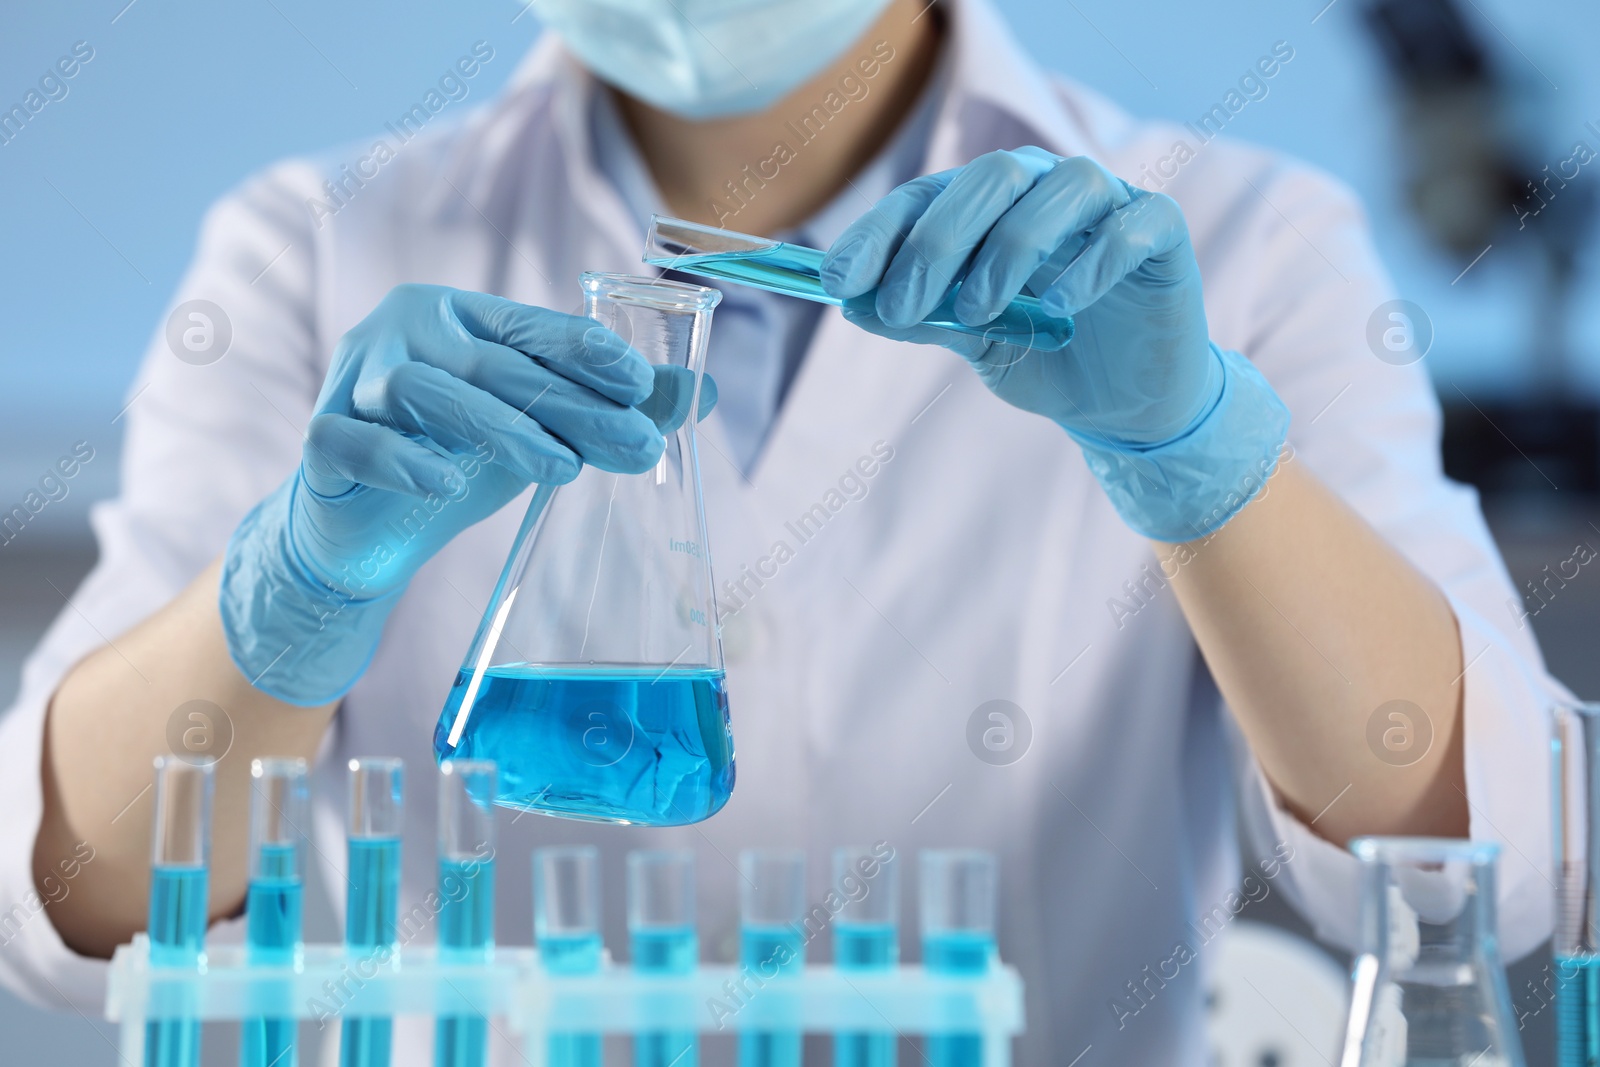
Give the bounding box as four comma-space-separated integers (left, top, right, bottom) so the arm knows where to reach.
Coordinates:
532, 0, 898, 120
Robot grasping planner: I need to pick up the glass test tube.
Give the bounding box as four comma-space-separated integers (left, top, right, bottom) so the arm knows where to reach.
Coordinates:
629, 850, 698, 1067
145, 756, 214, 1067
535, 847, 603, 1067
1554, 700, 1600, 1064
920, 851, 997, 1067
738, 849, 806, 1067
835, 847, 899, 1067
342, 758, 404, 1067
435, 760, 497, 1067
241, 758, 308, 1067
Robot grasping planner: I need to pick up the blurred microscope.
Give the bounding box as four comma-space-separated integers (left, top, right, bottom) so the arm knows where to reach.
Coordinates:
1361, 0, 1599, 497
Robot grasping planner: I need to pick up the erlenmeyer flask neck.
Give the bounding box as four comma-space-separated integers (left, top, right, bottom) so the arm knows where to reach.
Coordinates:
1343, 837, 1524, 1067
1356, 838, 1501, 968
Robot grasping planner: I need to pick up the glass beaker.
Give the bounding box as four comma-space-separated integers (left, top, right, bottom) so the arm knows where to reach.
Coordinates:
433, 273, 733, 827
1553, 699, 1600, 1065
1338, 837, 1524, 1067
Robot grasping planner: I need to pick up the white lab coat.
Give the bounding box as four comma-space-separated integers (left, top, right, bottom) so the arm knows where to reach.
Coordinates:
0, 0, 1556, 1062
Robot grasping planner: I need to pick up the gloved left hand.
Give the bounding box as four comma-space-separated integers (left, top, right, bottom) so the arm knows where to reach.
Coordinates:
220, 285, 717, 706
821, 147, 1289, 542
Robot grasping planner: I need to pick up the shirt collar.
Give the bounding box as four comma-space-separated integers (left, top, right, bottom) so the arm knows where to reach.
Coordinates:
585, 33, 952, 251
505, 0, 1097, 183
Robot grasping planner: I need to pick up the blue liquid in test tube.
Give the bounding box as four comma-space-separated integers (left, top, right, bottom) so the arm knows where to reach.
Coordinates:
144, 756, 214, 1067
343, 759, 403, 1067
242, 758, 309, 1067
738, 850, 806, 1067
536, 847, 603, 1067
834, 846, 899, 1067
436, 761, 497, 1067
920, 851, 998, 1067
629, 850, 698, 1067
1557, 954, 1600, 1066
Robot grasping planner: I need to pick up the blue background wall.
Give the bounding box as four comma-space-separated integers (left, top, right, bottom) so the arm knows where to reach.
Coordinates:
3, 0, 1598, 517
2, 0, 1596, 1059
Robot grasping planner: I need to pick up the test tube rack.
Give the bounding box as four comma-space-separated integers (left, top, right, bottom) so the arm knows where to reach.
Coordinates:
106, 936, 1026, 1065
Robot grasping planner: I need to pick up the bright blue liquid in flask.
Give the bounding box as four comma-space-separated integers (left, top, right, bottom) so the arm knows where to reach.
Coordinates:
1558, 954, 1600, 1067
342, 836, 401, 1067
242, 842, 303, 1067
435, 856, 495, 1067
434, 665, 733, 825
146, 865, 208, 1067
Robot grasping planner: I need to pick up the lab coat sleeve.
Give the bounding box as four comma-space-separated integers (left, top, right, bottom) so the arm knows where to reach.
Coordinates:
1215, 160, 1556, 962
0, 158, 327, 1010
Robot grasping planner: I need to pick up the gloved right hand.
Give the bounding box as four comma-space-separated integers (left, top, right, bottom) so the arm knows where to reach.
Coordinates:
220, 284, 700, 706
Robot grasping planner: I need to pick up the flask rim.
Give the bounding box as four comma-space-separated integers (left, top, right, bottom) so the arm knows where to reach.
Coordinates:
1349, 835, 1500, 866
581, 271, 722, 312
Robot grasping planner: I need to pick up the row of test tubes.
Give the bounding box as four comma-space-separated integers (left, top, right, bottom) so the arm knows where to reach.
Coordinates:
140, 755, 1000, 1067
537, 844, 997, 1067
143, 754, 496, 1067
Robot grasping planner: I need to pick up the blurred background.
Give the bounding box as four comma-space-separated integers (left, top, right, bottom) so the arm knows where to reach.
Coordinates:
2, 0, 1596, 1061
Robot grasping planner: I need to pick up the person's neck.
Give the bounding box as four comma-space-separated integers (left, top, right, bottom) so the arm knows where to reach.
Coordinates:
616, 0, 945, 236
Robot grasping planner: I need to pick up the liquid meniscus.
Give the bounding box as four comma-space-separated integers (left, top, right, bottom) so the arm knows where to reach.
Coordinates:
923, 931, 994, 976
632, 926, 698, 973
434, 665, 734, 826
540, 931, 603, 976
836, 922, 897, 970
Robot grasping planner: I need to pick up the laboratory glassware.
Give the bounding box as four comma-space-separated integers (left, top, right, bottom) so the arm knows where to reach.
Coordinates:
920, 850, 997, 1067
536, 846, 603, 1067
629, 850, 699, 1067
241, 758, 308, 1067
1337, 837, 1523, 1067
1554, 700, 1600, 1065
145, 755, 215, 1067
343, 758, 404, 1067
739, 849, 807, 1067
435, 272, 734, 827
436, 760, 497, 1067
643, 214, 1076, 351
835, 846, 899, 1067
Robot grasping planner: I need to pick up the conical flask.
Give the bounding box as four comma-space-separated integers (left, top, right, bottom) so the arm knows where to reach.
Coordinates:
433, 273, 733, 827
1339, 837, 1524, 1067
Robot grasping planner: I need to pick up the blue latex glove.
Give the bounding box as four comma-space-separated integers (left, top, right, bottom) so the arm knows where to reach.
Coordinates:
821, 147, 1289, 542
221, 284, 717, 705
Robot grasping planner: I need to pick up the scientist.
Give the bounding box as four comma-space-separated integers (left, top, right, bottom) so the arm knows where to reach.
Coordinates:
0, 0, 1555, 1062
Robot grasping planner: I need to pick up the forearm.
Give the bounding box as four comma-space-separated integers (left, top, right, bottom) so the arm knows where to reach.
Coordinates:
35, 557, 336, 958
1163, 457, 1468, 845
